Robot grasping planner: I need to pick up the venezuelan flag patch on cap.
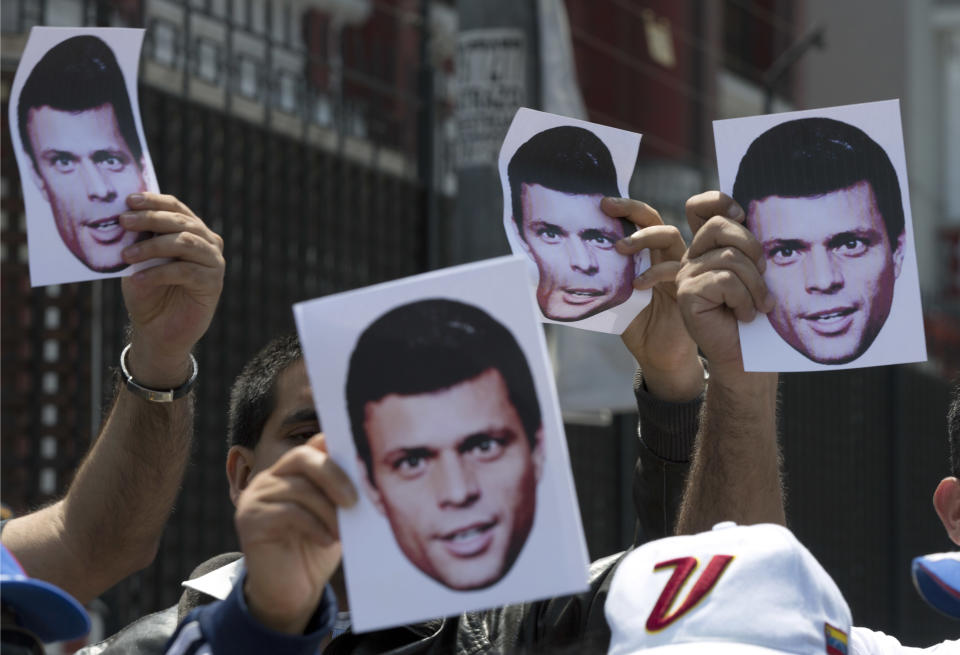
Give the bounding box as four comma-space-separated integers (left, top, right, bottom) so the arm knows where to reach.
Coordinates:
825, 622, 848, 655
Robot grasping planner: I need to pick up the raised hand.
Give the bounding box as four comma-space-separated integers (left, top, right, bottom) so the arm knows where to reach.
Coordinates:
676, 191, 774, 377
236, 434, 357, 634
607, 197, 703, 401
119, 192, 225, 387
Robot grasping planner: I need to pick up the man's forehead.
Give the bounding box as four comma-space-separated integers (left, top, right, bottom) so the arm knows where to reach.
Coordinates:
747, 184, 884, 231
279, 406, 318, 427
26, 103, 127, 150
520, 183, 621, 229
747, 181, 880, 215
267, 361, 315, 423
27, 102, 117, 123
521, 182, 605, 203
364, 368, 525, 448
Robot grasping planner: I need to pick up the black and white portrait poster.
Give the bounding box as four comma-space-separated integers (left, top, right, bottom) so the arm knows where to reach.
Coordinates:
9, 27, 160, 286
500, 108, 651, 334
293, 256, 589, 631
714, 100, 926, 371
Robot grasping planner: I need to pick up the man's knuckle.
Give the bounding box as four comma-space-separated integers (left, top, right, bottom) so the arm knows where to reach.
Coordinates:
277, 447, 306, 469
644, 203, 663, 222
718, 248, 739, 266
702, 216, 726, 233
685, 192, 706, 211
173, 232, 193, 249
660, 225, 681, 242
715, 270, 737, 287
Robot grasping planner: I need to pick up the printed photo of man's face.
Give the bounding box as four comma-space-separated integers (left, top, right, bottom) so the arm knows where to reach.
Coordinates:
734, 117, 907, 365
360, 367, 542, 590
519, 183, 634, 322
508, 126, 636, 323
347, 299, 544, 591
17, 35, 148, 273
747, 181, 904, 364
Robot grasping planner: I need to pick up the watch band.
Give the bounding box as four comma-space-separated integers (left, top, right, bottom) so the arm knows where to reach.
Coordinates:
120, 344, 198, 402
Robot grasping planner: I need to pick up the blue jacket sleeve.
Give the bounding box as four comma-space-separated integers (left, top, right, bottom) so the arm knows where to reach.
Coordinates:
164, 574, 337, 655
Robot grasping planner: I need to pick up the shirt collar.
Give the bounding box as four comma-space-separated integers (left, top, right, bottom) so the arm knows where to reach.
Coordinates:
181, 557, 245, 601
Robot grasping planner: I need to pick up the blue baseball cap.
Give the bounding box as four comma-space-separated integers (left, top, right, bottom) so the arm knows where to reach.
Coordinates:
0, 542, 90, 643
912, 551, 960, 619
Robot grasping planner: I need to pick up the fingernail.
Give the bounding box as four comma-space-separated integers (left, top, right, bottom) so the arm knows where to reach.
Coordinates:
124, 245, 141, 259
726, 204, 744, 220
756, 256, 767, 273
119, 212, 136, 224
605, 196, 625, 205
128, 194, 145, 206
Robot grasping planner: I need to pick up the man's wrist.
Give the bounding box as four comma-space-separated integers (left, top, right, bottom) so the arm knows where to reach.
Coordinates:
709, 367, 776, 392
124, 340, 195, 390
640, 354, 706, 403
708, 369, 778, 417
243, 571, 324, 636
121, 344, 197, 402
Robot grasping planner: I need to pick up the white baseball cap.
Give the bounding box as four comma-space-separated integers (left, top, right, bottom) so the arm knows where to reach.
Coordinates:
605, 522, 852, 655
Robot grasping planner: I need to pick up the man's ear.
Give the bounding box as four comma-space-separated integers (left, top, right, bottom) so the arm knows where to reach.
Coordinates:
892, 232, 905, 278
358, 458, 386, 515
933, 477, 960, 546
226, 446, 255, 507
532, 426, 545, 483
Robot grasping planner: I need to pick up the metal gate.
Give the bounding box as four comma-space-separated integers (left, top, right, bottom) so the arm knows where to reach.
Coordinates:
1, 0, 433, 630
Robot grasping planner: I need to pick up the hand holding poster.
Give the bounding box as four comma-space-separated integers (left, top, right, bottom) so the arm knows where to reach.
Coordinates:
713, 100, 926, 371
293, 256, 589, 632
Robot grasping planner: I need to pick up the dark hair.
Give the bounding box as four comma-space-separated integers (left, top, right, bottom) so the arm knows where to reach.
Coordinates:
507, 125, 629, 237
732, 117, 904, 244
346, 298, 542, 481
227, 334, 305, 450
947, 382, 960, 478
17, 35, 144, 169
